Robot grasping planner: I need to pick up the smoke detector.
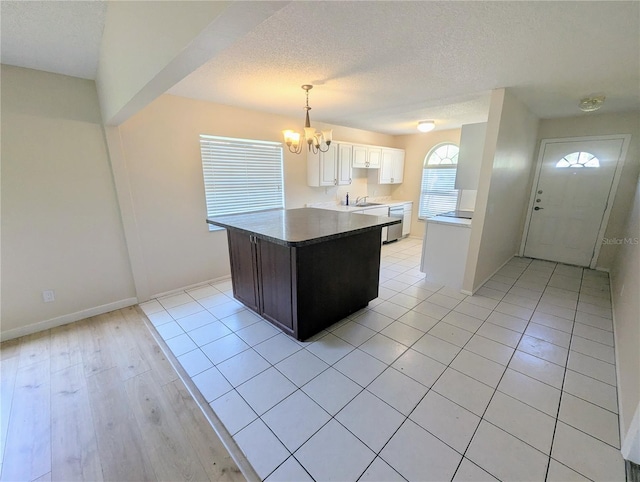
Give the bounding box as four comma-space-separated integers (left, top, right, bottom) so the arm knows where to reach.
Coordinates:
579, 95, 605, 112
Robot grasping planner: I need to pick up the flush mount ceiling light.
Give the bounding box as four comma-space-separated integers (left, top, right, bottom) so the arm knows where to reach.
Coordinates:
283, 84, 333, 154
417, 120, 436, 132
579, 95, 606, 112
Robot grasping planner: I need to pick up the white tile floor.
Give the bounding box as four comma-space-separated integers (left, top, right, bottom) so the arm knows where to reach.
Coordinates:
140, 237, 626, 481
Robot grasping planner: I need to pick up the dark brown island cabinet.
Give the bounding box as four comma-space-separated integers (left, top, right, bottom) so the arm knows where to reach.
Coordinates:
207, 208, 400, 340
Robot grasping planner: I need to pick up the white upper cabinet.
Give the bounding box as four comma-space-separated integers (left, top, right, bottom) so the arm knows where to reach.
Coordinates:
352, 145, 368, 168
352, 144, 381, 168
337, 144, 353, 185
308, 141, 404, 186
367, 147, 381, 168
370, 148, 405, 184
379, 148, 405, 184
307, 143, 352, 187
455, 122, 487, 190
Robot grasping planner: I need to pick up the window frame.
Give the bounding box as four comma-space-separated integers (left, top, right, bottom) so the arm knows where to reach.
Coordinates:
199, 135, 285, 231
418, 142, 460, 220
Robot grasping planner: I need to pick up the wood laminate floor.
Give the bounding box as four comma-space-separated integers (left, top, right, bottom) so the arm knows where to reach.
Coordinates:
0, 306, 249, 482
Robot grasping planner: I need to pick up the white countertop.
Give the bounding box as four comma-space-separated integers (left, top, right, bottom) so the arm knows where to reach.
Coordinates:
426, 215, 472, 227
307, 198, 413, 212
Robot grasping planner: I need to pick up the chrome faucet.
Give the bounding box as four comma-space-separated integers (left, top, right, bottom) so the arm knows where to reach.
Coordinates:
355, 196, 368, 205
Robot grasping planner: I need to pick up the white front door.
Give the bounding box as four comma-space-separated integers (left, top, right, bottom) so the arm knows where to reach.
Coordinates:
523, 136, 627, 266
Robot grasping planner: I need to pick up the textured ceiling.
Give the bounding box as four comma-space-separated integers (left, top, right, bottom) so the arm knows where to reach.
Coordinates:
1, 1, 638, 134
168, 1, 640, 134
1, 0, 106, 80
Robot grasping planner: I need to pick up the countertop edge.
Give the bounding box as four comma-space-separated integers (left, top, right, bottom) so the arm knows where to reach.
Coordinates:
426, 216, 472, 228
206, 211, 400, 247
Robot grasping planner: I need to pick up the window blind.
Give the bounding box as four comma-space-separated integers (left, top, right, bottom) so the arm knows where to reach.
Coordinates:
419, 166, 458, 218
200, 135, 284, 230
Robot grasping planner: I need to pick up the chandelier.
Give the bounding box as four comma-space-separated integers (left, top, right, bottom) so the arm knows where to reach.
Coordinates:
283, 85, 333, 154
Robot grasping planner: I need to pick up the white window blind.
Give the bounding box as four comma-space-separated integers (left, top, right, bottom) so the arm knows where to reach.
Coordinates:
419, 167, 458, 218
418, 143, 460, 219
200, 135, 284, 230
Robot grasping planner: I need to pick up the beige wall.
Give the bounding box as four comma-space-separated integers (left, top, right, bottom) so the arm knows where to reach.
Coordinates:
392, 129, 462, 237
611, 177, 640, 463
114, 94, 396, 300
464, 89, 539, 292
0, 65, 135, 339
536, 112, 640, 269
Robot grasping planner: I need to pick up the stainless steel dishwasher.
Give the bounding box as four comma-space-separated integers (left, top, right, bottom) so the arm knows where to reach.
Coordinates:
385, 205, 404, 243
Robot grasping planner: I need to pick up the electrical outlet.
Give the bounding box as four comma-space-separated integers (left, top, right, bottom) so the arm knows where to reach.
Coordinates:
42, 290, 55, 303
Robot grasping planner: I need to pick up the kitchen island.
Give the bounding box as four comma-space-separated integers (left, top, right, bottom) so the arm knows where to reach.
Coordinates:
207, 208, 400, 340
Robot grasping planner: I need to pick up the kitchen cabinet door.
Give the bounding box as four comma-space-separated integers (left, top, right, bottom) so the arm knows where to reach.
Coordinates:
307, 143, 339, 186
257, 240, 293, 329
337, 144, 353, 185
374, 148, 405, 184
369, 148, 404, 184
367, 147, 381, 168
227, 230, 259, 312
455, 122, 486, 190
352, 145, 368, 168
227, 230, 294, 330
352, 145, 381, 168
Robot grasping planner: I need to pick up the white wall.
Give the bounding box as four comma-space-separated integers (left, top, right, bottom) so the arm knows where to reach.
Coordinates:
611, 177, 640, 464
0, 65, 136, 340
463, 89, 539, 292
97, 2, 288, 126
97, 1, 229, 124
536, 112, 640, 269
112, 94, 396, 300
393, 129, 462, 237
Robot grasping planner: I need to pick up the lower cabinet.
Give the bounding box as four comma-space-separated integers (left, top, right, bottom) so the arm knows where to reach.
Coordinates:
402, 204, 412, 236
226, 227, 382, 340
227, 230, 293, 333
257, 239, 294, 330
227, 229, 259, 312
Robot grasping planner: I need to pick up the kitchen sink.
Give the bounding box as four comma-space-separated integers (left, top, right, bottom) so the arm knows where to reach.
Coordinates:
354, 202, 382, 207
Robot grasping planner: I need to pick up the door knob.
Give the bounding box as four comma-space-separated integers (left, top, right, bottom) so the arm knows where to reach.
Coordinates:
534, 206, 544, 211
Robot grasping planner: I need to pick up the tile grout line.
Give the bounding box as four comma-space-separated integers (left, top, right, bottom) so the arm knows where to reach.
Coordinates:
145, 245, 621, 482
450, 258, 556, 481
543, 264, 586, 482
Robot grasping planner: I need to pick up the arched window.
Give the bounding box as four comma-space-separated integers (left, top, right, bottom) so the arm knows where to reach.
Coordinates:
419, 143, 460, 218
556, 151, 600, 168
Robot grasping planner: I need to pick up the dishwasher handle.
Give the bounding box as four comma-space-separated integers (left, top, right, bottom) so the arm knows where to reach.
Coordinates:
389, 206, 404, 217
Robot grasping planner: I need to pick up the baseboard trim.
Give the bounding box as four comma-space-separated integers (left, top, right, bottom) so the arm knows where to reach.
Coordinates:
0, 297, 138, 342
149, 276, 232, 301
622, 403, 640, 465
609, 274, 638, 465
469, 254, 518, 295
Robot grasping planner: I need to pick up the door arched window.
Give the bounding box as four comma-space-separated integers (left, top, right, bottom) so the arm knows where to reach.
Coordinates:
556, 151, 600, 168
419, 143, 459, 218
